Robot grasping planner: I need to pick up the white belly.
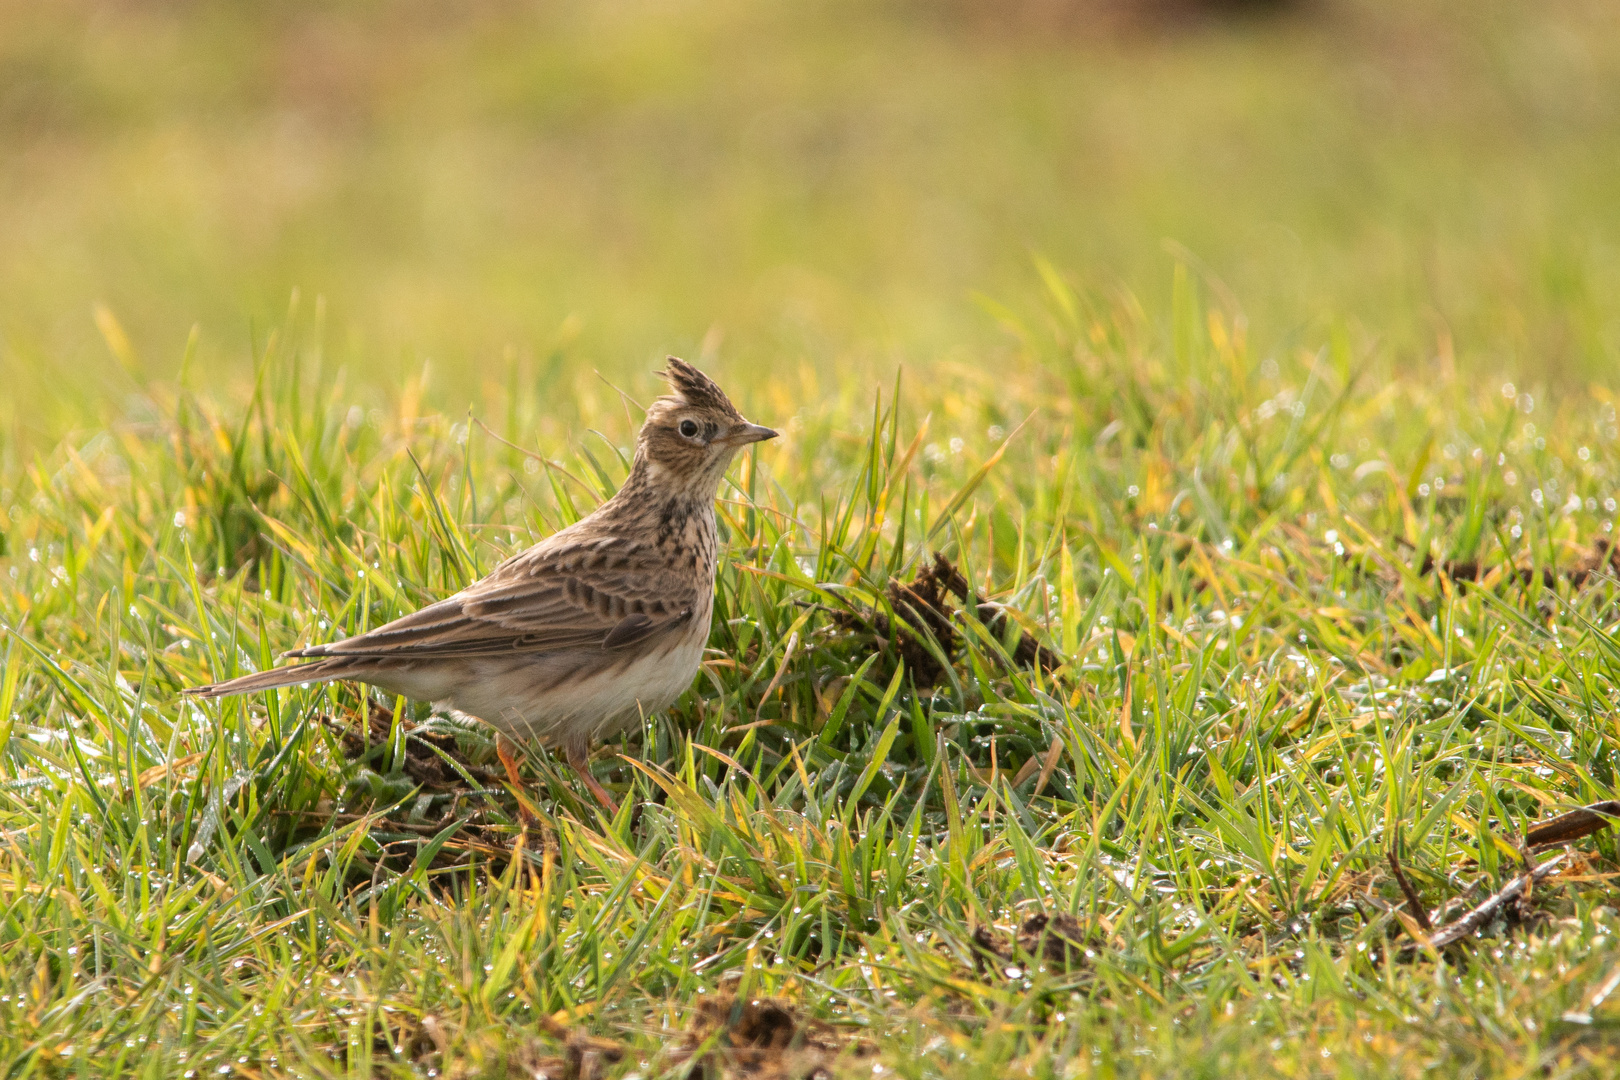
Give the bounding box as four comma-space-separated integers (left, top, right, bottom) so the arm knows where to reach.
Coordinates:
437, 621, 709, 745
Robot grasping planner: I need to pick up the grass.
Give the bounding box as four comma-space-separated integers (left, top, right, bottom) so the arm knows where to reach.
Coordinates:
8, 0, 1620, 1075
6, 275, 1620, 1077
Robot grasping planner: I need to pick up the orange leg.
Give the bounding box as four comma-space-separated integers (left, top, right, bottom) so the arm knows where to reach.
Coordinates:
495, 734, 542, 823
495, 733, 525, 787
566, 741, 619, 815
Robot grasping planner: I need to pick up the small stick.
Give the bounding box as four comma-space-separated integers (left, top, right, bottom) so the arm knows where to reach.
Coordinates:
1428, 853, 1569, 949
1524, 801, 1620, 849
1386, 849, 1433, 932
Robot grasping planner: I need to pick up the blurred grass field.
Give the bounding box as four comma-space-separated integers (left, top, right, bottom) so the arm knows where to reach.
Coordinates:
3, 0, 1620, 422
8, 1, 1620, 1077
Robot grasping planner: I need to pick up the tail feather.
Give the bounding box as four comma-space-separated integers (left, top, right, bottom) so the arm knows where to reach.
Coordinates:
184, 659, 350, 698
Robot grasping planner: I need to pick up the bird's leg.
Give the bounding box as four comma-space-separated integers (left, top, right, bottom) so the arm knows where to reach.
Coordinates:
495, 733, 525, 787
495, 733, 542, 824
566, 740, 619, 815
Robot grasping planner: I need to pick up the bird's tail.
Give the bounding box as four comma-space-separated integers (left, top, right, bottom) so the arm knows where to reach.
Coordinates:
184, 659, 349, 698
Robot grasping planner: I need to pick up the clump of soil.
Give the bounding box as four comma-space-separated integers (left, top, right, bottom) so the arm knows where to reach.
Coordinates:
428, 1018, 623, 1080
1420, 537, 1620, 592
672, 994, 874, 1079
972, 911, 1098, 974
425, 995, 870, 1080
323, 701, 500, 789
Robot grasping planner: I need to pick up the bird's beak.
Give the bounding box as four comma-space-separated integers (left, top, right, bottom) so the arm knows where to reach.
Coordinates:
722, 422, 779, 446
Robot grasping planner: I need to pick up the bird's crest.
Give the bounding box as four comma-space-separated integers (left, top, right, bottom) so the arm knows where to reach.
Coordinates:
659, 357, 736, 415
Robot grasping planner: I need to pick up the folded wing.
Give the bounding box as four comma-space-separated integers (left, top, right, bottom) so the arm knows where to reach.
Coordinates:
288, 534, 700, 660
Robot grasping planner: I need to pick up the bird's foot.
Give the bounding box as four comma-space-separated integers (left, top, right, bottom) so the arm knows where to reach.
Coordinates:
494, 733, 544, 825
566, 742, 620, 816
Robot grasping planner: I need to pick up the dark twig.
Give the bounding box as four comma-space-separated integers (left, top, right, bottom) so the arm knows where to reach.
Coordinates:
1524, 801, 1620, 849
1384, 802, 1615, 956
1386, 849, 1432, 932
1428, 853, 1569, 949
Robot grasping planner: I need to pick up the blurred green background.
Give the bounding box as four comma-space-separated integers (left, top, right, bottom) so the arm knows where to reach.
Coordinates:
2, 0, 1618, 425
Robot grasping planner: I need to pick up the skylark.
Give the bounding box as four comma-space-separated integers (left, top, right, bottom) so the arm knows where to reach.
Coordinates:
186, 358, 777, 812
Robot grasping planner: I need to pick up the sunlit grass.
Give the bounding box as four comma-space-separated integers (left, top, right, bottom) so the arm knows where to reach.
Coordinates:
5, 272, 1620, 1076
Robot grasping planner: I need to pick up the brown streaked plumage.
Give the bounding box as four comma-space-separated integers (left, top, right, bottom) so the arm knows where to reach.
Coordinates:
185, 357, 776, 812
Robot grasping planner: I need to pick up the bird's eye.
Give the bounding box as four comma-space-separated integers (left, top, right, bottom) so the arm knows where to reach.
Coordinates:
678, 419, 700, 439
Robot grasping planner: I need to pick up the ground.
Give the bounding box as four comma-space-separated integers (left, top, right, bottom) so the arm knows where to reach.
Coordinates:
4, 1, 1620, 1077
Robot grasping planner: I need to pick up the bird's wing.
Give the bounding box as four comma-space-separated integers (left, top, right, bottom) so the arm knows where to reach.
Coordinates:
288, 533, 703, 660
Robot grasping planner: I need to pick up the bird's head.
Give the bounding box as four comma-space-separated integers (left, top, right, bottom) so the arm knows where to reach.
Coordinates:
632, 357, 777, 496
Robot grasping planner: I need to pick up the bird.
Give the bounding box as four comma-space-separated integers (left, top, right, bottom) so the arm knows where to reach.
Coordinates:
185, 357, 777, 813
